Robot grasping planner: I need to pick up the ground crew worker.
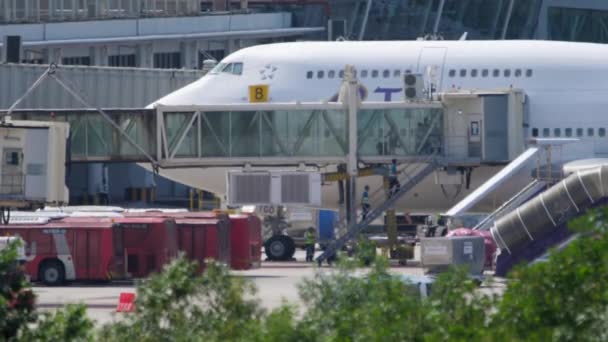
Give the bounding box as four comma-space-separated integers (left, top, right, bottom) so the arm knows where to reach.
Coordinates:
389, 159, 400, 196
304, 227, 316, 262
361, 185, 371, 221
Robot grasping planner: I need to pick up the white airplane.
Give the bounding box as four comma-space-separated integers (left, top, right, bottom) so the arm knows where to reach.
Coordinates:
149, 40, 608, 214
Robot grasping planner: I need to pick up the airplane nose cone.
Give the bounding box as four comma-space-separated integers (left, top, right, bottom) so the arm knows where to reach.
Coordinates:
149, 75, 241, 107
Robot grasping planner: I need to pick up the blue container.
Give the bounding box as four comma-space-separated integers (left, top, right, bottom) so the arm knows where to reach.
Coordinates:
318, 209, 337, 242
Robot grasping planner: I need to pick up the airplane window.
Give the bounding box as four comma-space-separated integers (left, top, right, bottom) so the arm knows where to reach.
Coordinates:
372, 70, 379, 78
482, 69, 489, 77
588, 128, 595, 136
209, 63, 225, 74
471, 69, 478, 77
565, 128, 572, 137
460, 69, 466, 77
532, 128, 539, 137
383, 70, 390, 78
328, 70, 335, 79
449, 69, 456, 77
317, 70, 324, 79
600, 128, 606, 137
232, 62, 243, 75
542, 128, 550, 137
493, 69, 500, 77
577, 128, 584, 137
221, 63, 233, 73
554, 128, 561, 137
526, 69, 533, 77
393, 70, 401, 77
405, 69, 412, 74
361, 70, 368, 78
339, 70, 344, 78
306, 71, 313, 79
504, 69, 511, 77
514, 69, 522, 77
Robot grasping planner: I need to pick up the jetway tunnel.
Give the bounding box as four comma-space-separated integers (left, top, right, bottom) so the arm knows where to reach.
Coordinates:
491, 164, 608, 276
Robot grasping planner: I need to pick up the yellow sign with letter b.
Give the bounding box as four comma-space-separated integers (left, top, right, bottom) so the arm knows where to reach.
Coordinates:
249, 85, 269, 103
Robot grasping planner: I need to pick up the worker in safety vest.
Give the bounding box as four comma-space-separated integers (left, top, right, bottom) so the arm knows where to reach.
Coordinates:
361, 185, 370, 221
389, 159, 400, 196
304, 227, 316, 262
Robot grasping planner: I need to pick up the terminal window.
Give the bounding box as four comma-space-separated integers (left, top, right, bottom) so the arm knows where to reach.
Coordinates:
153, 52, 181, 69
62, 56, 91, 66
108, 54, 136, 68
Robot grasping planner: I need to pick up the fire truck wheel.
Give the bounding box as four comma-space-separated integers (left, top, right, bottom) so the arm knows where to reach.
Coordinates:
264, 235, 295, 261
39, 260, 65, 286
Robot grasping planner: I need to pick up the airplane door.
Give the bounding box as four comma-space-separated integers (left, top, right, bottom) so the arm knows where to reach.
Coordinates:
417, 47, 447, 91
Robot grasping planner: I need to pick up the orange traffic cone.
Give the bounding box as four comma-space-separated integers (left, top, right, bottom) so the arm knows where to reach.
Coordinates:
116, 292, 136, 313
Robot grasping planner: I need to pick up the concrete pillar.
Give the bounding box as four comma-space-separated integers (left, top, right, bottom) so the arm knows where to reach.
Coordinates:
51, 47, 62, 64
3, 0, 10, 22
180, 40, 198, 69
88, 46, 96, 65
98, 45, 108, 66
136, 43, 153, 68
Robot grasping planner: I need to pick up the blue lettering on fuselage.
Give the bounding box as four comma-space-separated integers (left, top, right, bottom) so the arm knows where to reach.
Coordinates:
374, 87, 402, 101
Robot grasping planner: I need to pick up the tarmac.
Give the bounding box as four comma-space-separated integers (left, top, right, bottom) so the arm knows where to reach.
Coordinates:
32, 249, 507, 326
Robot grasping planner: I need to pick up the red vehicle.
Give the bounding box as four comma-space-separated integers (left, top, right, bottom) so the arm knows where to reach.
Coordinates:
63, 216, 179, 279
229, 214, 262, 270
175, 218, 231, 272
0, 219, 116, 285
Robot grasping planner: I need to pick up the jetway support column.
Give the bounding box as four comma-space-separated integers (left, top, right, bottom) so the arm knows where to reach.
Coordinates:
345, 65, 359, 228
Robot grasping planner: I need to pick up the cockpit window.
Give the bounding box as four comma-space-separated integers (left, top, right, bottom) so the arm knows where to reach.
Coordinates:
209, 62, 244, 75
209, 63, 225, 74
232, 62, 243, 75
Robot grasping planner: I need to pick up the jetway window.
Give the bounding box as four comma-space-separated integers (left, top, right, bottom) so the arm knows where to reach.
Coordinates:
588, 128, 595, 137
317, 71, 324, 79
526, 69, 533, 77
393, 70, 401, 77
504, 69, 511, 77
565, 128, 572, 137
361, 70, 368, 78
542, 128, 550, 137
554, 128, 561, 137
515, 69, 522, 77
471, 69, 478, 77
482, 69, 489, 77
306, 71, 313, 79
600, 128, 606, 137
383, 70, 390, 78
532, 128, 538, 137
328, 70, 336, 79
459, 69, 467, 77
448, 69, 456, 77
577, 128, 584, 137
372, 70, 379, 78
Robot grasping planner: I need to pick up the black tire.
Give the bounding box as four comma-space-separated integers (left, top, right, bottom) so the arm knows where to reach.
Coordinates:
39, 260, 65, 286
264, 235, 296, 261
